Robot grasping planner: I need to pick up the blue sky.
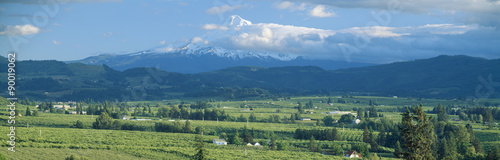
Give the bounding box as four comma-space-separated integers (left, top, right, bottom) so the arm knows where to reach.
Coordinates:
0, 0, 499, 63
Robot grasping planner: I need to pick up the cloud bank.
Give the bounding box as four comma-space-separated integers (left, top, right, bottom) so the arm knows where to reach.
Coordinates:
206, 4, 243, 15
202, 16, 498, 63
0, 24, 40, 37
285, 0, 500, 27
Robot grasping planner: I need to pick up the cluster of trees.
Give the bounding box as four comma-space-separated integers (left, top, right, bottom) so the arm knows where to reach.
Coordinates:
156, 104, 232, 121
294, 128, 341, 141
38, 102, 56, 113
432, 104, 484, 159
396, 104, 486, 159
24, 107, 39, 117
221, 126, 255, 145
234, 112, 302, 124
462, 107, 500, 127
92, 113, 150, 131
185, 87, 271, 99
19, 97, 36, 106
155, 121, 200, 134
321, 114, 356, 126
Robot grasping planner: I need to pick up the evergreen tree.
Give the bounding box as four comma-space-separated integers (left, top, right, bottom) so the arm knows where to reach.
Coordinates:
437, 104, 448, 122
249, 112, 257, 122
309, 136, 316, 152
369, 131, 378, 151
92, 112, 114, 129
376, 125, 386, 147
194, 133, 207, 160
270, 136, 277, 150
233, 131, 242, 145
74, 120, 84, 129
327, 97, 332, 104
363, 126, 370, 143
298, 102, 304, 114
25, 107, 31, 116
393, 141, 403, 158
400, 104, 435, 159
369, 106, 378, 117
183, 120, 192, 133
357, 108, 363, 120
308, 99, 313, 109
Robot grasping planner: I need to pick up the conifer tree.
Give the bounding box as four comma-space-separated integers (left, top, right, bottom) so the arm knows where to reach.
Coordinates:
400, 104, 435, 159
363, 126, 370, 143
25, 107, 31, 116
309, 136, 316, 152
194, 133, 207, 160
394, 141, 403, 158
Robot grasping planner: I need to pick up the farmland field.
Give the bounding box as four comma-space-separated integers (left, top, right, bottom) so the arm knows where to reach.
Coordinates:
1, 95, 499, 159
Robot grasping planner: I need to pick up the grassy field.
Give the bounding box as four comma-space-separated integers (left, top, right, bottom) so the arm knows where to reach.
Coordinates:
1, 95, 499, 159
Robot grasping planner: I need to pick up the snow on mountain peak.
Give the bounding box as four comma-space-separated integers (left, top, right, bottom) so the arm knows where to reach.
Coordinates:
144, 15, 299, 61
224, 15, 252, 27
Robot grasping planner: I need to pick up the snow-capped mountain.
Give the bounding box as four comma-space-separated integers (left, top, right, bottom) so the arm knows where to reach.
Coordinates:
71, 15, 372, 73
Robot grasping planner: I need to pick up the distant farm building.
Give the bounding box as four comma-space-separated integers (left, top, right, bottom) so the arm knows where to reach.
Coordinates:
53, 105, 70, 110
345, 150, 362, 158
352, 119, 361, 124
213, 139, 227, 145
301, 117, 311, 121
328, 111, 352, 115
70, 111, 87, 115
121, 115, 131, 120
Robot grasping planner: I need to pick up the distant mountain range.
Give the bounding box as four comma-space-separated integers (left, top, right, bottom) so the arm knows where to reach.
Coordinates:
70, 15, 372, 73
2, 55, 498, 101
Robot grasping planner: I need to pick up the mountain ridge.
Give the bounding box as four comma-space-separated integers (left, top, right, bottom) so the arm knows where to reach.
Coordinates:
4, 55, 498, 101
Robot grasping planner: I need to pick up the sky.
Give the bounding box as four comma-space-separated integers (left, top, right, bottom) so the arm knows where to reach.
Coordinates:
0, 0, 499, 64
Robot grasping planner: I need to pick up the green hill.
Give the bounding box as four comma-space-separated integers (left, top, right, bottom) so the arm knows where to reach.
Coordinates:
1, 55, 498, 101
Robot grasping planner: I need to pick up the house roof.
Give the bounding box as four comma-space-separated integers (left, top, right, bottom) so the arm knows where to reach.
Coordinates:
213, 139, 226, 143
346, 150, 362, 157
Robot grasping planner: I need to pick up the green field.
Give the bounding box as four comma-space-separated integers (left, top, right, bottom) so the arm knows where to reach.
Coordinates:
1, 95, 499, 159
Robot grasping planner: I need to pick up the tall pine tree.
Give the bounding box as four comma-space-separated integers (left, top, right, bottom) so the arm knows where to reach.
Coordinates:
400, 104, 435, 159
194, 133, 207, 160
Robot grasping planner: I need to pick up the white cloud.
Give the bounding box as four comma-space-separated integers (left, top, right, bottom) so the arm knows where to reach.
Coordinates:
53, 40, 61, 45
417, 24, 479, 35
309, 5, 335, 17
0, 24, 40, 37
191, 37, 204, 43
215, 22, 335, 55
206, 4, 242, 15
287, 0, 500, 27
203, 16, 484, 62
159, 40, 166, 45
340, 26, 410, 38
274, 1, 306, 11
155, 46, 175, 53
202, 24, 229, 30
102, 32, 120, 37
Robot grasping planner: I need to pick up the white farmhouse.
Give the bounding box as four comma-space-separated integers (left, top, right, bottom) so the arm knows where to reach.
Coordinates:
213, 139, 227, 145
